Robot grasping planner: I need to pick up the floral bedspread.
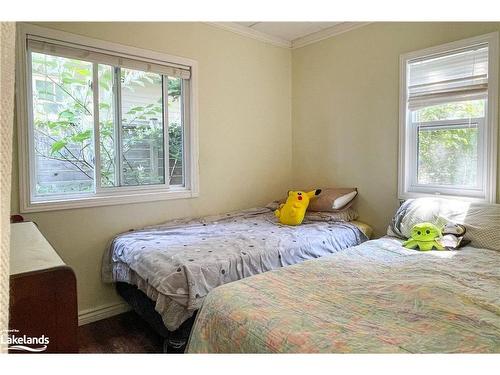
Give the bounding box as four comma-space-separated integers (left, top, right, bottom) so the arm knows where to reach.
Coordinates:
187, 237, 500, 353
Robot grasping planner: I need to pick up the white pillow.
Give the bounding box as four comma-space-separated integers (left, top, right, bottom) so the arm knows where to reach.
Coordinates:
388, 197, 500, 251
333, 191, 358, 210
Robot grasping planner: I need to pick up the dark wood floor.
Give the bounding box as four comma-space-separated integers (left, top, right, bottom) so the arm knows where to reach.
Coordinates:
78, 311, 163, 353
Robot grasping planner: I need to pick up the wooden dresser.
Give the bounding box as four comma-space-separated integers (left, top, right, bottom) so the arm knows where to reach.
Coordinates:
9, 222, 78, 353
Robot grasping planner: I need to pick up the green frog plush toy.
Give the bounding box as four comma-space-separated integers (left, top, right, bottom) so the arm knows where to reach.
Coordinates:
403, 222, 444, 251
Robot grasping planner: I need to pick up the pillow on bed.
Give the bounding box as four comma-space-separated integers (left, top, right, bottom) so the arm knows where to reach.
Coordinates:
265, 200, 282, 211
307, 188, 358, 212
304, 208, 358, 222
388, 197, 500, 251
266, 201, 358, 222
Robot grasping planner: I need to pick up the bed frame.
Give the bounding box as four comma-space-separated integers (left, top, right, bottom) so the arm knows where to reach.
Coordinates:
116, 282, 196, 353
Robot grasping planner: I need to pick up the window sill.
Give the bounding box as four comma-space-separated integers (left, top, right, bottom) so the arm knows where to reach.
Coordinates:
21, 187, 198, 213
398, 190, 491, 203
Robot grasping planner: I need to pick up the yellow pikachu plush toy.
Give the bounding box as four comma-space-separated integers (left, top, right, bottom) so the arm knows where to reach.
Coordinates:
275, 189, 322, 226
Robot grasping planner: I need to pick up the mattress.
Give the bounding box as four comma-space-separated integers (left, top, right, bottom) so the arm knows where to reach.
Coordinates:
102, 207, 369, 331
187, 237, 500, 353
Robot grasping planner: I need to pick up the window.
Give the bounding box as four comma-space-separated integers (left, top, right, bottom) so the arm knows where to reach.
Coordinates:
399, 33, 498, 202
17, 24, 198, 212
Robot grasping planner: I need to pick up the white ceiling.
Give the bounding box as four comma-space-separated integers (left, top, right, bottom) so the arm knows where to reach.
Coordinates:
212, 22, 369, 48
235, 22, 342, 42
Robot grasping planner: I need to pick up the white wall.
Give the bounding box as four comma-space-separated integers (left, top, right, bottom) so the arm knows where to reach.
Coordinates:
11, 22, 292, 319
292, 22, 500, 236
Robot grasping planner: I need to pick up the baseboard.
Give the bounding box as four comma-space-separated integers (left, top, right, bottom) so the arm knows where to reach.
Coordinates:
78, 302, 131, 326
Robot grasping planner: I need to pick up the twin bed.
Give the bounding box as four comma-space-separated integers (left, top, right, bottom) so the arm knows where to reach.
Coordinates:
102, 205, 371, 350
103, 197, 500, 353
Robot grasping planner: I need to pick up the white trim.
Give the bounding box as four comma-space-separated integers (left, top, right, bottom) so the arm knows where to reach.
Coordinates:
16, 25, 30, 216
291, 22, 371, 49
206, 22, 371, 49
186, 65, 200, 196
487, 32, 499, 203
16, 23, 200, 213
92, 63, 101, 191
207, 22, 291, 48
21, 188, 197, 213
398, 32, 499, 203
162, 75, 170, 188
78, 302, 131, 326
115, 66, 125, 186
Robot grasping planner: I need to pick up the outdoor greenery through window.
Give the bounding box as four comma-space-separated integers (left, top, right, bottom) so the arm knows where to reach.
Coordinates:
29, 45, 187, 200
401, 35, 498, 201
413, 99, 484, 188
32, 52, 95, 195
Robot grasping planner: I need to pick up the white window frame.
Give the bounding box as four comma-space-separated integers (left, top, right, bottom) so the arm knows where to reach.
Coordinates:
399, 32, 499, 203
16, 23, 199, 213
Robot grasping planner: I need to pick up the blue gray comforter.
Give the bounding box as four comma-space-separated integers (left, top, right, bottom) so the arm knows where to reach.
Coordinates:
102, 207, 368, 330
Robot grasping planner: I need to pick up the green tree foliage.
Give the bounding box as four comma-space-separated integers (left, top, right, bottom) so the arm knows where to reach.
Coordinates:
32, 53, 183, 193
415, 101, 484, 187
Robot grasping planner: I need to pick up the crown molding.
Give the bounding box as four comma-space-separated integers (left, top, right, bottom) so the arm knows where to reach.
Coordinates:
207, 22, 292, 48
291, 22, 371, 49
206, 22, 371, 50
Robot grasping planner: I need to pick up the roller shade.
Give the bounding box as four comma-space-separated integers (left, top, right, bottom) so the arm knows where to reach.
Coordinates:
27, 37, 191, 79
408, 44, 488, 110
